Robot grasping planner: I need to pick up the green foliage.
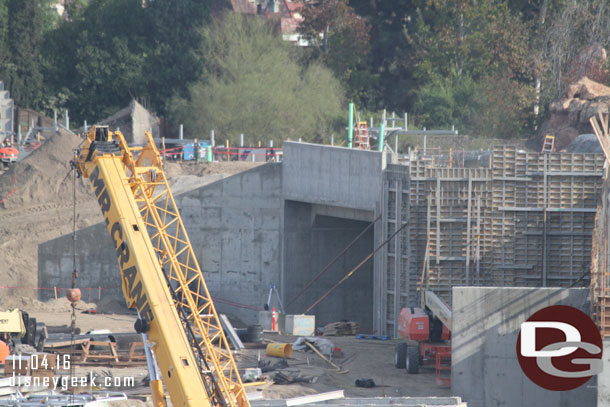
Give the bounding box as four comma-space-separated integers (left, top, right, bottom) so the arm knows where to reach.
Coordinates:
42, 0, 151, 122
0, 0, 47, 109
298, 0, 378, 109
42, 0, 209, 124
172, 13, 344, 145
142, 0, 209, 114
413, 71, 482, 131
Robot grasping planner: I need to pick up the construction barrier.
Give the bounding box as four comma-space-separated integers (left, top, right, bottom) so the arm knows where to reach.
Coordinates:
158, 146, 283, 162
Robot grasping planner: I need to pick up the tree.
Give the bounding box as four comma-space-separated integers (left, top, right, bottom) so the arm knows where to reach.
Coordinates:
541, 0, 610, 99
404, 1, 537, 137
172, 12, 344, 145
298, 0, 377, 109
42, 0, 210, 123
42, 0, 151, 122
143, 0, 209, 115
1, 0, 46, 109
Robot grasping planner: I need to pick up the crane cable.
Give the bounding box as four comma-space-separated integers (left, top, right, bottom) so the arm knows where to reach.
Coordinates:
287, 213, 382, 308
305, 217, 409, 314
70, 158, 78, 401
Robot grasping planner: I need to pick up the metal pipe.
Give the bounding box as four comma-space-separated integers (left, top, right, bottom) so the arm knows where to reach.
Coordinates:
179, 124, 183, 140
378, 110, 385, 152
348, 103, 354, 148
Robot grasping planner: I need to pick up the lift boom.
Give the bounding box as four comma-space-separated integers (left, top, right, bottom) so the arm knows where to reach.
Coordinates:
74, 126, 248, 407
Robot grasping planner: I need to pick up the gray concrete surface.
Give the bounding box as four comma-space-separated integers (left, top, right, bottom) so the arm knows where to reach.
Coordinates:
250, 397, 466, 406
599, 340, 610, 407
0, 81, 14, 136
39, 143, 389, 331
97, 100, 159, 145
282, 142, 383, 211
452, 287, 595, 407
39, 164, 282, 326
283, 200, 374, 331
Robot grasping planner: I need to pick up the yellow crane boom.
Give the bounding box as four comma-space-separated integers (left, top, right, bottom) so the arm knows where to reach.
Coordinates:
74, 126, 248, 407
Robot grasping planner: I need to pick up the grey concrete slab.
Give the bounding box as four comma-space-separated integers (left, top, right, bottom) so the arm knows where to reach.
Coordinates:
38, 164, 282, 326
282, 142, 383, 211
250, 397, 466, 406
598, 340, 610, 407
451, 287, 595, 407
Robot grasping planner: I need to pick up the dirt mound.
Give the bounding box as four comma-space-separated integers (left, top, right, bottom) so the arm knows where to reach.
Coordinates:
96, 297, 132, 314
0, 296, 96, 313
0, 130, 91, 210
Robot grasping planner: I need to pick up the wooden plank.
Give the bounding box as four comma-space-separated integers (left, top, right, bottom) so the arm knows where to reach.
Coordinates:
43, 338, 90, 349
285, 390, 345, 406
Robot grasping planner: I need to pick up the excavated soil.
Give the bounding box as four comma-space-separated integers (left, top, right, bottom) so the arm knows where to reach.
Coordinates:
0, 131, 262, 300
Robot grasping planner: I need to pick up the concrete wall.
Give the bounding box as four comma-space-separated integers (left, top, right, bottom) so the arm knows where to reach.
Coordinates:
0, 82, 14, 136
98, 100, 159, 145
283, 200, 374, 331
599, 340, 610, 406
39, 164, 282, 326
282, 142, 383, 211
452, 287, 595, 407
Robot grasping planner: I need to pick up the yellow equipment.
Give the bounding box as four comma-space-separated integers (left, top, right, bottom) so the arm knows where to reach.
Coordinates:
0, 309, 27, 338
73, 126, 248, 407
541, 135, 555, 153
0, 309, 47, 353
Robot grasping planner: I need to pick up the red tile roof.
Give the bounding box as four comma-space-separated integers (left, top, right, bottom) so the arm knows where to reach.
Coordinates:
230, 0, 257, 14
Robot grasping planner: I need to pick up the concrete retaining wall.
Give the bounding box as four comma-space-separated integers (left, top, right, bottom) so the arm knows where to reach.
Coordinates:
451, 287, 595, 407
38, 164, 282, 326
282, 142, 383, 211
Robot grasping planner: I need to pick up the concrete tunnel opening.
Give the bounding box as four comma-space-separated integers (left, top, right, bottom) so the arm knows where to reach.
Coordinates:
283, 200, 374, 332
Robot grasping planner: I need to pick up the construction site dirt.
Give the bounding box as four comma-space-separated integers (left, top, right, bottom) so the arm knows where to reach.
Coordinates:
24, 308, 450, 404
0, 131, 447, 406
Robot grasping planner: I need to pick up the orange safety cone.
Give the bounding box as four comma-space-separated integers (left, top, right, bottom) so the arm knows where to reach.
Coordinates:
0, 340, 9, 364
272, 307, 276, 331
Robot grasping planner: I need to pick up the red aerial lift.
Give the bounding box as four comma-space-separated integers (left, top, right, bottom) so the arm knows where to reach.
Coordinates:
394, 290, 452, 385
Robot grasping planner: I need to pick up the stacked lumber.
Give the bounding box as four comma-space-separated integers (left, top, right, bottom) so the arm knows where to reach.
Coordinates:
322, 322, 359, 336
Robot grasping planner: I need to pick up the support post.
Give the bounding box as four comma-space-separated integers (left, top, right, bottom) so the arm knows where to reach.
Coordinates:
378, 110, 385, 152
542, 154, 548, 286
240, 133, 244, 147
348, 103, 354, 148
206, 145, 213, 162
179, 124, 184, 140
466, 176, 472, 284
65, 109, 69, 130
210, 129, 214, 146
436, 178, 441, 264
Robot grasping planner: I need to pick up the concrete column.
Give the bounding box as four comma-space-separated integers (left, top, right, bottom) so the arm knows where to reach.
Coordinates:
599, 339, 610, 406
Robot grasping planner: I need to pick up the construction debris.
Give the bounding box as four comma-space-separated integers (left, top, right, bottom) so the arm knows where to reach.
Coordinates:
292, 337, 333, 356
285, 390, 345, 406
322, 322, 359, 336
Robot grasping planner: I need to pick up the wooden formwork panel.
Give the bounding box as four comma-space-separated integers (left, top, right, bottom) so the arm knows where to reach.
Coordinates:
380, 151, 603, 335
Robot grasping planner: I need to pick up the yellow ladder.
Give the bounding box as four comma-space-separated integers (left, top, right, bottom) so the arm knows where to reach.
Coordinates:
541, 135, 555, 153
355, 121, 370, 150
